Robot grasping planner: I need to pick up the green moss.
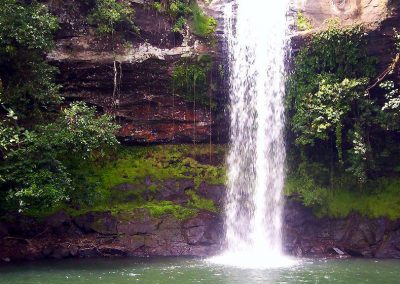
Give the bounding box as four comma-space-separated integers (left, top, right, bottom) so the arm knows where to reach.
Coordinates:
318, 178, 400, 220
186, 189, 217, 212
64, 200, 196, 220
21, 144, 225, 219
143, 201, 197, 219
296, 11, 313, 31
172, 55, 217, 109
62, 144, 226, 217
189, 1, 217, 38
286, 176, 400, 220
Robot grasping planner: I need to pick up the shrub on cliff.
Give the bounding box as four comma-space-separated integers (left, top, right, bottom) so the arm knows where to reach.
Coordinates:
0, 1, 120, 214
287, 22, 400, 209
1, 102, 119, 213
88, 0, 136, 36
287, 23, 400, 182
0, 0, 60, 118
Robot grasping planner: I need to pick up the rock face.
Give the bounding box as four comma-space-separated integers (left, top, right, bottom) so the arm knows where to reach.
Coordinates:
296, 0, 391, 28
283, 199, 400, 258
3, 198, 400, 261
292, 0, 400, 73
45, 0, 398, 144
47, 0, 228, 144
0, 209, 223, 261
0, 180, 225, 261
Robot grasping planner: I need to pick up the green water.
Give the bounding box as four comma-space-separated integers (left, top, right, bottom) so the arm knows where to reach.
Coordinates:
0, 257, 399, 284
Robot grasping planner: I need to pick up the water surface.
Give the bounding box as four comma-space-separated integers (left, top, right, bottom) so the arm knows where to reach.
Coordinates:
1, 257, 399, 283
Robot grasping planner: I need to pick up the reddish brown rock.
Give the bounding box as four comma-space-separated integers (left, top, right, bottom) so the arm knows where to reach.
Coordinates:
45, 0, 228, 144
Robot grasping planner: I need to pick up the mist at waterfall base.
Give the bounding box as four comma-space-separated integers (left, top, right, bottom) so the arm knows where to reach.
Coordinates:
2, 258, 400, 283
209, 0, 295, 269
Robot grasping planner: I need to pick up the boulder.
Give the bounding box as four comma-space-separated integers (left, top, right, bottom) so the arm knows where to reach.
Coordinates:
0, 222, 8, 238
98, 246, 127, 257
78, 247, 100, 258
118, 235, 145, 251
197, 182, 226, 207
42, 211, 81, 236
154, 179, 195, 203
73, 212, 117, 235
375, 230, 400, 258
117, 209, 160, 235
6, 215, 44, 238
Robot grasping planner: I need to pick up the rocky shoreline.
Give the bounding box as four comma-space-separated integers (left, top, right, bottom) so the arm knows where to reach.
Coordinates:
0, 210, 223, 261
1, 198, 400, 262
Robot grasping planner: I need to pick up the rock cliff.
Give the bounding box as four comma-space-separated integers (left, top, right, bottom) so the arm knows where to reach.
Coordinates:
284, 200, 400, 258
47, 0, 228, 144
2, 198, 400, 261
46, 0, 399, 144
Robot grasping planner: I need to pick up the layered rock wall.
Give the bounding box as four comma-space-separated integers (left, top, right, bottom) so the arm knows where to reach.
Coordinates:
0, 210, 223, 260
2, 199, 400, 261
47, 0, 228, 144
284, 200, 400, 258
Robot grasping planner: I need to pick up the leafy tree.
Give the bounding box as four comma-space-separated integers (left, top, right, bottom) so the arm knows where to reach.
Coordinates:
0, 0, 58, 51
88, 0, 135, 36
1, 102, 119, 213
0, 0, 60, 119
287, 23, 400, 184
0, 1, 120, 214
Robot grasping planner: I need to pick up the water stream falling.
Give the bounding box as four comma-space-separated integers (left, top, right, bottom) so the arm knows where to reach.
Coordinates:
210, 0, 293, 269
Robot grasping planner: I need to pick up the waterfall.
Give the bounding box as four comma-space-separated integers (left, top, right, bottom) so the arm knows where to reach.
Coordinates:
210, 0, 293, 268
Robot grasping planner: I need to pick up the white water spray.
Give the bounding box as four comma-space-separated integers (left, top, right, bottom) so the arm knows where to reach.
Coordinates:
210, 0, 293, 269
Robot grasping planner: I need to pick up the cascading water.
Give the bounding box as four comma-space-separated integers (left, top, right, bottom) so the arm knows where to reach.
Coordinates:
210, 0, 293, 268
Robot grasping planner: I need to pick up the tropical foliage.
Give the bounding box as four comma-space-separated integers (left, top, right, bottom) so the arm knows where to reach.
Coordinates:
0, 0, 119, 214
287, 22, 400, 209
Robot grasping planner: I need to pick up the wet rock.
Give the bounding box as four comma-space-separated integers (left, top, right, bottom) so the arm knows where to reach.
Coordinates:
44, 211, 71, 228
69, 245, 79, 257
0, 222, 8, 238
375, 230, 400, 258
117, 219, 159, 235
44, 0, 228, 144
42, 244, 75, 259
51, 246, 71, 259
119, 235, 145, 251
6, 215, 44, 238
186, 244, 221, 257
154, 179, 195, 203
283, 198, 400, 258
0, 237, 35, 261
73, 212, 117, 235
117, 209, 160, 235
183, 211, 223, 245
78, 247, 100, 258
185, 226, 206, 245
197, 182, 226, 207
99, 246, 127, 257
158, 216, 182, 230
42, 211, 80, 236
42, 246, 53, 257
